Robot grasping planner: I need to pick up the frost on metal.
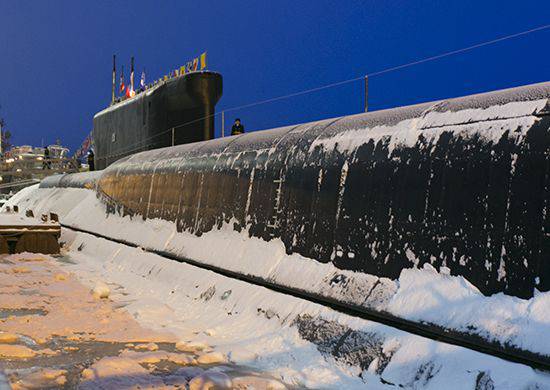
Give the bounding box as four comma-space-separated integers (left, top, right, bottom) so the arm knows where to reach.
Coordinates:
91, 81, 550, 299
41, 171, 101, 189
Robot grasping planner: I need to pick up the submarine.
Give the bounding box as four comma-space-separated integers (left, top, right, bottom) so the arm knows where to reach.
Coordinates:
11, 81, 550, 367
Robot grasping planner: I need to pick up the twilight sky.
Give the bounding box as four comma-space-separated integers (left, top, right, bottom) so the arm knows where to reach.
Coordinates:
0, 0, 549, 152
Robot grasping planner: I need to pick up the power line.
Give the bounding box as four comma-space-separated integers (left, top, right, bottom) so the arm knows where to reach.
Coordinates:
367, 23, 550, 78
224, 23, 550, 113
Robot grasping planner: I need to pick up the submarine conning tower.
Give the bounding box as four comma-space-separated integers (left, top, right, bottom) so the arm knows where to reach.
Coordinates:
92, 71, 223, 170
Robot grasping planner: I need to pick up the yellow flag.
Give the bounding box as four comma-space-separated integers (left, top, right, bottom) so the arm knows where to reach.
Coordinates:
163, 75, 168, 81
200, 52, 207, 70
180, 65, 186, 75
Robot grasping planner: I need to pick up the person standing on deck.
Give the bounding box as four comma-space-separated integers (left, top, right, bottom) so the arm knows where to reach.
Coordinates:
231, 118, 245, 136
87, 150, 95, 171
43, 147, 51, 169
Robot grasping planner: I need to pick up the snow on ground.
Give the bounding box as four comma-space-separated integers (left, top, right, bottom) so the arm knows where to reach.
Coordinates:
6, 184, 550, 360
46, 227, 550, 389
0, 249, 286, 389
0, 251, 175, 345
2, 185, 550, 387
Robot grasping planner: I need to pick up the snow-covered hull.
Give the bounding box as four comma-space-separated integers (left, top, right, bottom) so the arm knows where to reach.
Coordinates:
93, 81, 550, 299
15, 81, 550, 365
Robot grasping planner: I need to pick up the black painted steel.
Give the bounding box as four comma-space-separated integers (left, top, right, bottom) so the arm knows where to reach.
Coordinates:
36, 82, 550, 366
93, 71, 223, 170
92, 82, 550, 300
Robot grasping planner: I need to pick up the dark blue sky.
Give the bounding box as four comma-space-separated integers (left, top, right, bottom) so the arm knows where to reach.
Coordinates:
0, 1, 549, 152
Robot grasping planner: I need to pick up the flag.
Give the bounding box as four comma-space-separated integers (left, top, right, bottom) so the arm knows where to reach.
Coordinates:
77, 134, 92, 158
140, 70, 145, 88
112, 55, 116, 103
192, 58, 198, 71
119, 66, 125, 93
125, 86, 135, 98
180, 65, 186, 75
200, 52, 207, 70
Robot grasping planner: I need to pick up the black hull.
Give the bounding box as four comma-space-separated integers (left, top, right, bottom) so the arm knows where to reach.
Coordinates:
90, 81, 550, 300
35, 81, 550, 365
93, 71, 222, 170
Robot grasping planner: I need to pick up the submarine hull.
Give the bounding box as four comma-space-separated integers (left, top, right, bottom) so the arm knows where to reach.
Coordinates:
91, 81, 550, 300
25, 81, 550, 365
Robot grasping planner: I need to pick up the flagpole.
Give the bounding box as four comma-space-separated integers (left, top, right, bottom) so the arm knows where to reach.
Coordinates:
120, 65, 124, 97
364, 75, 369, 112
221, 111, 225, 138
130, 57, 135, 92
112, 54, 116, 105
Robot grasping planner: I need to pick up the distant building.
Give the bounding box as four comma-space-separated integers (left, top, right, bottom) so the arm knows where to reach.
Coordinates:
0, 143, 76, 196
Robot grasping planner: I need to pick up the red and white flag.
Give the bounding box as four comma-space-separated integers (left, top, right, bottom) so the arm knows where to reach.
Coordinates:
119, 67, 125, 93
126, 86, 135, 98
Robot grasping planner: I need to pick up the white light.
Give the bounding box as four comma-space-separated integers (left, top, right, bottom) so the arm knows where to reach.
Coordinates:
36, 156, 43, 161
16, 168, 22, 172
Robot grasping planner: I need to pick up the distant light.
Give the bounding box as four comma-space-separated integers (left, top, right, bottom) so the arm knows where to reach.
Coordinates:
36, 156, 43, 161
5, 158, 14, 163
0, 176, 3, 182
16, 168, 22, 172
18, 156, 23, 160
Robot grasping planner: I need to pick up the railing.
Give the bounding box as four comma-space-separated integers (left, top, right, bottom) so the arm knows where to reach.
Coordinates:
0, 179, 40, 190
0, 156, 81, 179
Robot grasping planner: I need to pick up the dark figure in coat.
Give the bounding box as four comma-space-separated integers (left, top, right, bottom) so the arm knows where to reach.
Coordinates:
43, 147, 51, 169
231, 118, 245, 136
87, 150, 95, 171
